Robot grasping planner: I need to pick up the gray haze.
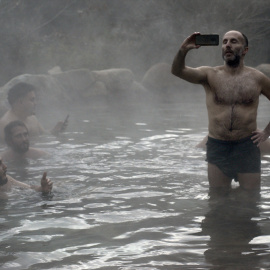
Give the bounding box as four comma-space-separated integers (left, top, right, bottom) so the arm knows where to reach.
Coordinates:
0, 0, 270, 84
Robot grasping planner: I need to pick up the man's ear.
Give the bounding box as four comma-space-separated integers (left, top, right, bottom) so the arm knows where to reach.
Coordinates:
243, 47, 248, 55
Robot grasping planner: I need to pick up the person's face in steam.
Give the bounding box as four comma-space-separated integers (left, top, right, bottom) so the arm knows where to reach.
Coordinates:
0, 158, 8, 186
9, 126, 30, 154
222, 31, 247, 67
19, 90, 36, 116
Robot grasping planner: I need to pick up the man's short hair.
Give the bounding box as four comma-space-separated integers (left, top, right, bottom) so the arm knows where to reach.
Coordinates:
241, 32, 248, 47
7, 82, 36, 105
4, 120, 28, 146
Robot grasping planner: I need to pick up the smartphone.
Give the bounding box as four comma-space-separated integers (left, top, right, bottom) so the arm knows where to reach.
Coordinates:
195, 34, 219, 46
63, 114, 69, 125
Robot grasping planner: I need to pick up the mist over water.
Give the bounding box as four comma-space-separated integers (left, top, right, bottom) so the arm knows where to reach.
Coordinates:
1, 1, 270, 269
1, 0, 270, 84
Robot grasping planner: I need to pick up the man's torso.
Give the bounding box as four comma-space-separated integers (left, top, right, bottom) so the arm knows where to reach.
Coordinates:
203, 66, 261, 140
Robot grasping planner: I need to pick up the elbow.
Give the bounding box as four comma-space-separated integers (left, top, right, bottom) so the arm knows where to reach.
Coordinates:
171, 65, 180, 77
171, 66, 177, 76
171, 68, 183, 79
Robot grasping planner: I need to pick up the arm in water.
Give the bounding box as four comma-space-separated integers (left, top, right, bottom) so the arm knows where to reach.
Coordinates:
7, 172, 53, 193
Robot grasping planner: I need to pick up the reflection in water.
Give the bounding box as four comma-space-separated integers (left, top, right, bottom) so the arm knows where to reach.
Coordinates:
201, 188, 263, 269
0, 97, 270, 269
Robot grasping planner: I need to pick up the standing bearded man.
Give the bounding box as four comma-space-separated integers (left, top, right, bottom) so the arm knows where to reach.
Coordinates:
171, 30, 270, 190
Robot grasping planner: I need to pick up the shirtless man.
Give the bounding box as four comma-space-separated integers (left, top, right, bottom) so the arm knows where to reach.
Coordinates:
0, 158, 52, 193
171, 30, 270, 190
0, 82, 68, 141
1, 120, 49, 162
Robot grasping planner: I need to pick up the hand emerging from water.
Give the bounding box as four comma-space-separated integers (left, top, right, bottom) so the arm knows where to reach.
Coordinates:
181, 32, 201, 52
40, 172, 53, 193
51, 115, 69, 136
252, 129, 270, 147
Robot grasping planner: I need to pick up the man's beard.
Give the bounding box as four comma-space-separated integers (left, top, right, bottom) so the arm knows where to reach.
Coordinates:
13, 142, 29, 154
223, 50, 242, 67
0, 175, 8, 186
226, 54, 241, 67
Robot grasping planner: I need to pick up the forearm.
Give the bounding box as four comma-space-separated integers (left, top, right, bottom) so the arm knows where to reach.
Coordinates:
11, 179, 41, 192
171, 48, 188, 77
30, 185, 42, 192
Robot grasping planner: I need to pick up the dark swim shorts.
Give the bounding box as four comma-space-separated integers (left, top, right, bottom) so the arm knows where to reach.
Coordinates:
206, 136, 261, 181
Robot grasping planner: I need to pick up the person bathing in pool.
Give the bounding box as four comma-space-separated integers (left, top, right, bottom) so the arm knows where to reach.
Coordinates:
1, 120, 49, 162
0, 82, 68, 142
0, 158, 52, 193
172, 30, 270, 190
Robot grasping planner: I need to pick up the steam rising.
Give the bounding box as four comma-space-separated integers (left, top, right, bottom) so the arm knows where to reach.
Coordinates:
0, 0, 270, 129
0, 0, 270, 85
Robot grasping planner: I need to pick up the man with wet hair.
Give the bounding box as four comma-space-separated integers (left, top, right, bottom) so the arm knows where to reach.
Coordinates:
0, 82, 68, 141
172, 30, 270, 190
0, 157, 52, 193
1, 120, 49, 162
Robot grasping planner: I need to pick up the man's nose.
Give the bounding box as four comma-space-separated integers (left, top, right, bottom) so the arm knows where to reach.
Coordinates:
22, 134, 29, 141
226, 41, 232, 47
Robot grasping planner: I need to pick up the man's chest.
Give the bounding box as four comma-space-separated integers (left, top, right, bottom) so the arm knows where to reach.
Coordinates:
207, 74, 260, 105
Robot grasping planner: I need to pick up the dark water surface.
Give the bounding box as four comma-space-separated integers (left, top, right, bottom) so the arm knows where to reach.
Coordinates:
1, 92, 270, 270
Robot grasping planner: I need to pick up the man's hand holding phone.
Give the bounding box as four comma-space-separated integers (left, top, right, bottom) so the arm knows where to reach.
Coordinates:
51, 114, 69, 136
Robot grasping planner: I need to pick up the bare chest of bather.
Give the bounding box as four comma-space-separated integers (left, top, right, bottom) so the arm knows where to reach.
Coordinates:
205, 70, 261, 139
210, 72, 260, 105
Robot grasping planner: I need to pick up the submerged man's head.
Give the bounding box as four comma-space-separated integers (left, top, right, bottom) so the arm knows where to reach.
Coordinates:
8, 82, 37, 116
4, 120, 30, 154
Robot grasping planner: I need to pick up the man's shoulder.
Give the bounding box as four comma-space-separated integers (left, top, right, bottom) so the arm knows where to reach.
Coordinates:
26, 115, 39, 122
200, 65, 223, 72
0, 110, 15, 124
1, 150, 12, 160
28, 147, 49, 159
243, 66, 270, 82
246, 65, 268, 76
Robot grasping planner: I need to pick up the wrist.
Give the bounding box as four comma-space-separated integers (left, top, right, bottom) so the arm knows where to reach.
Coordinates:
264, 123, 270, 135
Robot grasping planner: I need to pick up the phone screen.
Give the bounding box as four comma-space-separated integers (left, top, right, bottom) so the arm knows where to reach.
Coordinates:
195, 34, 219, 46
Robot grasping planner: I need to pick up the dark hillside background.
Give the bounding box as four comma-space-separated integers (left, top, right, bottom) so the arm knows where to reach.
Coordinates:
0, 0, 270, 85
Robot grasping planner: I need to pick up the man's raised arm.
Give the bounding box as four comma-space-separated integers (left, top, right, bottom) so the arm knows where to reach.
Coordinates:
171, 32, 208, 84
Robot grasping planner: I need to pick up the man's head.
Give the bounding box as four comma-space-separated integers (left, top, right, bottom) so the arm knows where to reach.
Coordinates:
8, 83, 37, 116
222, 30, 249, 67
4, 120, 30, 154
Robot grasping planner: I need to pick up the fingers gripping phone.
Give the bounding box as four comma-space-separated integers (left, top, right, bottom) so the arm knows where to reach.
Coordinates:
195, 34, 219, 46
63, 114, 69, 125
